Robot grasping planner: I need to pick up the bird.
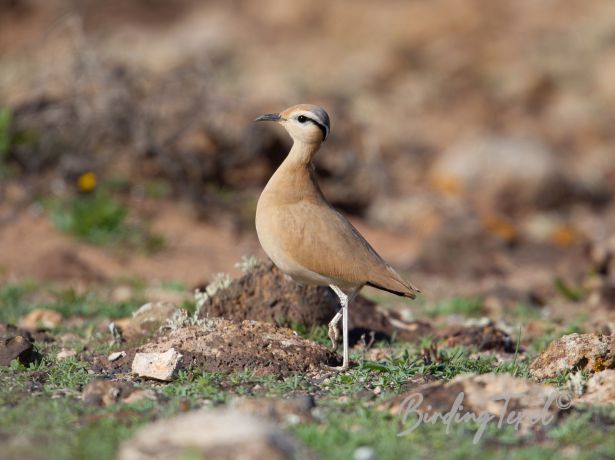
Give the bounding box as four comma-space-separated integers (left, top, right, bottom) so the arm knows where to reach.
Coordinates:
255, 104, 420, 370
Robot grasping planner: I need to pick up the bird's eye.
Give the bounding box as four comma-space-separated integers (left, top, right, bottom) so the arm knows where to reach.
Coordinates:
297, 115, 307, 123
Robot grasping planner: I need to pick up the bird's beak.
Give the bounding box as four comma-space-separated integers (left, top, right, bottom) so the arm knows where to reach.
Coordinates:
255, 113, 281, 122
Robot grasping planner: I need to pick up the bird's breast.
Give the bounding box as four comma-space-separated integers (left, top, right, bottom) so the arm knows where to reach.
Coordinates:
256, 192, 332, 286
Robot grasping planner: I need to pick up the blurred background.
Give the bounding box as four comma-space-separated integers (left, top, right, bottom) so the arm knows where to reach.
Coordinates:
1, 0, 614, 324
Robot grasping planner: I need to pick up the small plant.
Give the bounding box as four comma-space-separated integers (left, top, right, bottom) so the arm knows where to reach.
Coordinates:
0, 108, 10, 155
234, 255, 261, 273
194, 272, 232, 310
554, 277, 584, 302
47, 191, 164, 253
0, 108, 11, 177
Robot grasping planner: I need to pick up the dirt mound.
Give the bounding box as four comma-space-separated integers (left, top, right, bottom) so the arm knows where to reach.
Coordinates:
197, 261, 338, 328
198, 261, 432, 344
438, 324, 515, 352
122, 319, 340, 377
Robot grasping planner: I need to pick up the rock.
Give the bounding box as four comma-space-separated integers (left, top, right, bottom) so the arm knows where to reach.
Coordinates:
82, 379, 157, 407
231, 395, 315, 424
118, 302, 183, 339
198, 261, 432, 345
354, 446, 376, 460
530, 333, 615, 379
56, 348, 77, 360
135, 318, 340, 376
19, 309, 62, 331
117, 408, 300, 460
385, 374, 568, 439
578, 369, 615, 405
108, 351, 126, 362
0, 335, 41, 367
132, 348, 183, 382
438, 324, 516, 352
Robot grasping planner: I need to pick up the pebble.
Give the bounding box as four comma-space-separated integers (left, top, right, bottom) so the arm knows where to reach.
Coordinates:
132, 348, 182, 381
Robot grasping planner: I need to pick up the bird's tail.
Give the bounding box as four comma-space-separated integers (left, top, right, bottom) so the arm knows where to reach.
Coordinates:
366, 265, 420, 299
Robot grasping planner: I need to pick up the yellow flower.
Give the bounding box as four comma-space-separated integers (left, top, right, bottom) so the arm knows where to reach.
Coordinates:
78, 172, 97, 192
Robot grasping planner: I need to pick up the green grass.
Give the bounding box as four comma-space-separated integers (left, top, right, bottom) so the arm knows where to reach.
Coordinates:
0, 389, 157, 460
424, 297, 484, 318
318, 345, 531, 400
0, 281, 146, 324
506, 303, 545, 322
0, 283, 612, 460
554, 277, 584, 302
0, 342, 611, 460
293, 323, 332, 347
0, 107, 11, 176
46, 191, 165, 253
2, 350, 612, 460
292, 403, 615, 460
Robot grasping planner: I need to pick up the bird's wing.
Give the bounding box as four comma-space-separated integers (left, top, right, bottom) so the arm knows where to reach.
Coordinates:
275, 201, 419, 298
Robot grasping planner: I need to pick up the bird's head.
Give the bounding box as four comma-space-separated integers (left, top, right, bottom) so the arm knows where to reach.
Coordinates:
255, 104, 330, 145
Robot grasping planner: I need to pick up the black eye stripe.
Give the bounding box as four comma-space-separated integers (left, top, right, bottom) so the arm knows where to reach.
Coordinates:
299, 115, 328, 140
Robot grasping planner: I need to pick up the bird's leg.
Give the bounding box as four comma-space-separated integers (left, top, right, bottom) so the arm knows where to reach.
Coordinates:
328, 286, 360, 370
327, 310, 342, 352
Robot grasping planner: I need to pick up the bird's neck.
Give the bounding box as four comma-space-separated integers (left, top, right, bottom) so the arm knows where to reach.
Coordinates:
283, 140, 321, 169
263, 141, 325, 204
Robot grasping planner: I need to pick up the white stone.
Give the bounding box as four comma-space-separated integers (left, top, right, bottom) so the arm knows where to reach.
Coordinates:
131, 348, 182, 381
108, 351, 126, 362
354, 446, 376, 460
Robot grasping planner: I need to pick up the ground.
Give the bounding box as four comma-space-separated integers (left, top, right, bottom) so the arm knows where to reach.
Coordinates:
1, 1, 615, 459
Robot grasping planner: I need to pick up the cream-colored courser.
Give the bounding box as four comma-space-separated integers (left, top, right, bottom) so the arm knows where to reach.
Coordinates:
255, 104, 419, 370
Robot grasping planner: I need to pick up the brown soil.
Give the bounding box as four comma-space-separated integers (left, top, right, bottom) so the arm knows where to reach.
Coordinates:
105, 319, 341, 377
198, 261, 433, 344
0, 203, 256, 286
0, 202, 419, 290
197, 261, 338, 328
438, 324, 515, 352
0, 334, 40, 366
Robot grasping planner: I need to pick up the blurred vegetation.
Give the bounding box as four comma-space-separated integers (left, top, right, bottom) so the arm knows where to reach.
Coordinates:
45, 191, 165, 253
424, 297, 484, 318
0, 108, 11, 177
0, 281, 145, 323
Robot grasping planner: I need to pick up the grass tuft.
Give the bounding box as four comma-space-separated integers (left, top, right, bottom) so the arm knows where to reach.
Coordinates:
46, 191, 165, 253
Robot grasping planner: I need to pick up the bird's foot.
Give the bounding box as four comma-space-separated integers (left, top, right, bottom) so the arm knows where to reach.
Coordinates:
328, 323, 339, 352
324, 364, 349, 372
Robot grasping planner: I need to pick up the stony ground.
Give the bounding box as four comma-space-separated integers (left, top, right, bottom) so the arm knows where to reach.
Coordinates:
1, 1, 615, 459
1, 260, 614, 459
